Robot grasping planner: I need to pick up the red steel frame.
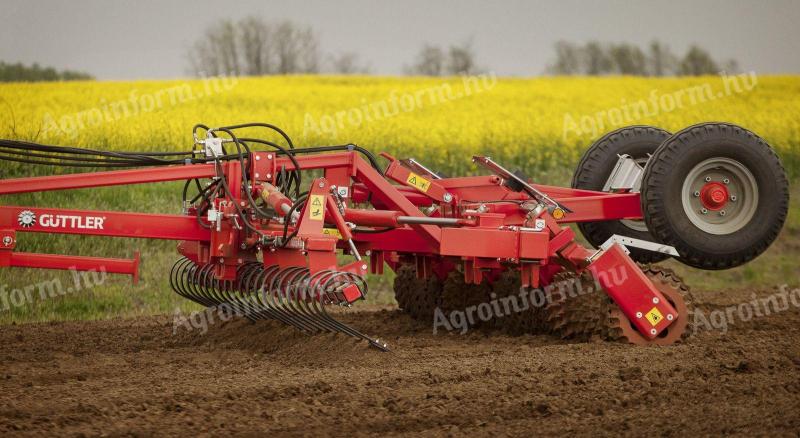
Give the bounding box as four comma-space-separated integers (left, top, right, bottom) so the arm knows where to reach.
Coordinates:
0, 150, 676, 339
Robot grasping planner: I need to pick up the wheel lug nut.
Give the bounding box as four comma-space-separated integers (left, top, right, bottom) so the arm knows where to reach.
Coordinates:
723, 178, 730, 184
700, 208, 708, 214
720, 210, 727, 216
730, 195, 737, 202
693, 191, 700, 197
704, 176, 712, 182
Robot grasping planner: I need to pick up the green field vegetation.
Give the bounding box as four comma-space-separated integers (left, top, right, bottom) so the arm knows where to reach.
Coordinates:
0, 75, 798, 323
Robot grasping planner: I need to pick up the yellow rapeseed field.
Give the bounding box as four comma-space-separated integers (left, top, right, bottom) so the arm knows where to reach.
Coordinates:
0, 74, 799, 321
1, 73, 799, 181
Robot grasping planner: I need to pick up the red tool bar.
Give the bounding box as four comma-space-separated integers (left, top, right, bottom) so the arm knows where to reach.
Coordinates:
0, 164, 216, 195
270, 151, 354, 172
343, 209, 402, 227
351, 184, 433, 206
6, 251, 141, 284
354, 158, 441, 248
0, 206, 210, 241
552, 193, 642, 222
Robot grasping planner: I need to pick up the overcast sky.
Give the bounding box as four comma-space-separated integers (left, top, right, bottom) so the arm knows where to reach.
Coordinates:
2, 0, 799, 79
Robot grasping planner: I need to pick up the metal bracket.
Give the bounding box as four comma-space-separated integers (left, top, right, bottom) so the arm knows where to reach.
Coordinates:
600, 234, 679, 256
402, 158, 442, 179
602, 154, 644, 192
204, 137, 224, 158
472, 155, 572, 213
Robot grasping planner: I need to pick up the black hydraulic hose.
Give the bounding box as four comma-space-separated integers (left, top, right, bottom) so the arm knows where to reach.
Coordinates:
236, 137, 302, 197
276, 144, 384, 174
217, 122, 295, 149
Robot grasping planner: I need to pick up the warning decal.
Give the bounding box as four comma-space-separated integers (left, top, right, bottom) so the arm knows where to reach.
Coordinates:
406, 172, 431, 192
308, 195, 325, 221
645, 307, 664, 326
322, 228, 343, 239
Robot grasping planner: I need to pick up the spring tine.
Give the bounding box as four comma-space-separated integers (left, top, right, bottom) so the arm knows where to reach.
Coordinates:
262, 266, 312, 331
248, 265, 282, 321
170, 258, 194, 302
171, 258, 215, 307
298, 271, 353, 335
285, 267, 330, 333
235, 262, 274, 321
232, 262, 266, 319
287, 268, 336, 333
169, 257, 388, 350
255, 265, 296, 325
311, 270, 389, 351
196, 264, 223, 307
275, 267, 321, 333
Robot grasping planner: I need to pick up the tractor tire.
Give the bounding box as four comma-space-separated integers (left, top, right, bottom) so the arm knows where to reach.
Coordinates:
641, 122, 789, 270
572, 125, 671, 263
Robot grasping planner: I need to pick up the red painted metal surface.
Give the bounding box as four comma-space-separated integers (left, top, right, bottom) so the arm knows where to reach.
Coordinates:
700, 181, 729, 210
0, 164, 216, 195
0, 206, 210, 241
587, 244, 677, 339
5, 251, 140, 284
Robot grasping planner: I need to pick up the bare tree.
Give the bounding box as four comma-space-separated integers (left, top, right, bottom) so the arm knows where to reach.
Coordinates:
187, 18, 322, 76
188, 19, 240, 76
584, 42, 612, 75
329, 52, 370, 74
238, 16, 272, 75
722, 59, 740, 74
546, 41, 582, 75
679, 45, 719, 75
297, 27, 321, 74
406, 44, 445, 76
647, 40, 677, 76
609, 43, 647, 75
447, 40, 479, 75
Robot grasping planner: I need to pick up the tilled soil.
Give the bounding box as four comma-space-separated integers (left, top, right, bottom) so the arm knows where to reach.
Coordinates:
0, 286, 799, 437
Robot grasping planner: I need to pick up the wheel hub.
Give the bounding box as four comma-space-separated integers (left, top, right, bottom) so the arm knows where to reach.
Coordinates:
699, 181, 729, 210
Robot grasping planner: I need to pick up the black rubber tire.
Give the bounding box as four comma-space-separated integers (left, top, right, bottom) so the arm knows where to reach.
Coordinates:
572, 125, 671, 263
641, 122, 789, 270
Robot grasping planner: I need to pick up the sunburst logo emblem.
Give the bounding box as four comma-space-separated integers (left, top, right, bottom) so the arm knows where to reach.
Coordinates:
18, 210, 36, 228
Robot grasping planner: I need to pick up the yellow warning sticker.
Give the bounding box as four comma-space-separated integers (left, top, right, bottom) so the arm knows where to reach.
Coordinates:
406, 172, 431, 192
645, 307, 664, 326
322, 228, 343, 239
308, 195, 325, 221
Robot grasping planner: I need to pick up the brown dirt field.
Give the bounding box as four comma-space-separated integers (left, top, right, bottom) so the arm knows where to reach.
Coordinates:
0, 287, 799, 437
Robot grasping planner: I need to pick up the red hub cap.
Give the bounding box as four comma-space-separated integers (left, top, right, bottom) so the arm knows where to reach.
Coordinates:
699, 182, 729, 210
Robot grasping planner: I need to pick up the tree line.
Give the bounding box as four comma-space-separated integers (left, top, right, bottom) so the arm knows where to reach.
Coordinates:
546, 40, 738, 76
185, 17, 482, 77
0, 62, 93, 82
187, 18, 739, 78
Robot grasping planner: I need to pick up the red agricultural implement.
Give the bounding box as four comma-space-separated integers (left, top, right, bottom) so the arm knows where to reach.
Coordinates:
0, 122, 789, 349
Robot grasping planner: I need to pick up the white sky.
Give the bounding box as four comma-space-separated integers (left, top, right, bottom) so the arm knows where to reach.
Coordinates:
2, 0, 799, 79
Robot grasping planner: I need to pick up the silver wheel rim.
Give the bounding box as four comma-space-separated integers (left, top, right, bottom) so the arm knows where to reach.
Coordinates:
681, 157, 758, 235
